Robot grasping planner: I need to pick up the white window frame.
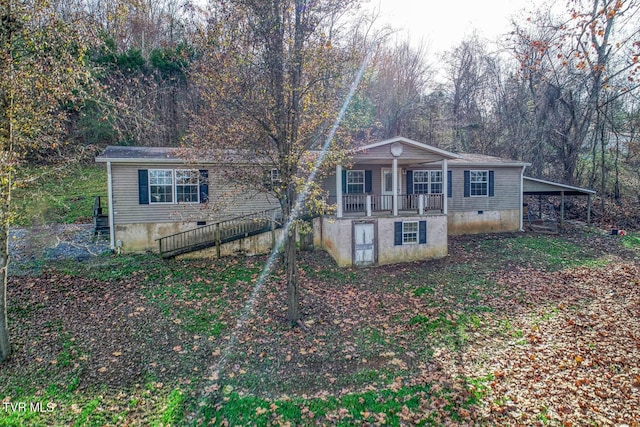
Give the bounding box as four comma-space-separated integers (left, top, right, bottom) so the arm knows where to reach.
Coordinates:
149, 169, 174, 204
149, 169, 200, 204
270, 168, 280, 185
413, 171, 429, 194
413, 170, 443, 194
346, 170, 365, 194
470, 170, 489, 197
176, 169, 200, 203
430, 171, 443, 194
402, 221, 419, 245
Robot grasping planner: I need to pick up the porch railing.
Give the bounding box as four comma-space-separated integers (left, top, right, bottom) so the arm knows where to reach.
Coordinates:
332, 193, 443, 216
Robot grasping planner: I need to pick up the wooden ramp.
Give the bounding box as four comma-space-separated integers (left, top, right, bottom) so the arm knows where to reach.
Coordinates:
157, 209, 283, 259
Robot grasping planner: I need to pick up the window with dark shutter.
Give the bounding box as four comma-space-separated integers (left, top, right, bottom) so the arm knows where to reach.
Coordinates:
464, 170, 470, 198
419, 220, 427, 244
364, 170, 372, 193
199, 170, 209, 203
138, 169, 149, 204
488, 171, 495, 197
406, 170, 414, 194
394, 222, 403, 246
447, 170, 452, 198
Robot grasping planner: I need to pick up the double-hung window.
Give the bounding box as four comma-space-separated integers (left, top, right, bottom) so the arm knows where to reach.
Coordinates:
430, 171, 443, 194
470, 170, 489, 197
402, 221, 419, 244
346, 170, 365, 194
176, 170, 199, 203
270, 169, 280, 185
149, 170, 174, 203
413, 171, 429, 194
394, 220, 427, 245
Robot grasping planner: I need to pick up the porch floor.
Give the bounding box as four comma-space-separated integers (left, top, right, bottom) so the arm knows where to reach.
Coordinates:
338, 209, 445, 219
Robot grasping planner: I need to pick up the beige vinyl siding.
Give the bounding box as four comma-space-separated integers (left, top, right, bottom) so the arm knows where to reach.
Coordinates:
448, 166, 522, 212
319, 165, 398, 197
111, 163, 279, 225
355, 143, 446, 163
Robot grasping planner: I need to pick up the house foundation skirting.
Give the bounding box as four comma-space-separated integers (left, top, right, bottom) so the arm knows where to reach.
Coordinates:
313, 215, 448, 267
447, 209, 520, 235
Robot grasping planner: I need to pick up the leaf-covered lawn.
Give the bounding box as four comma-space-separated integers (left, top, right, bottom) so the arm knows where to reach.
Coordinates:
2, 229, 639, 425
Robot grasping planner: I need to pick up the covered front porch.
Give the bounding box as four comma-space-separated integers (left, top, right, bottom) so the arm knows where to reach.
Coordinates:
332, 139, 459, 219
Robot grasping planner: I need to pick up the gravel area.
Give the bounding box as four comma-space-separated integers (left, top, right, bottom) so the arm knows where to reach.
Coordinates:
9, 223, 111, 268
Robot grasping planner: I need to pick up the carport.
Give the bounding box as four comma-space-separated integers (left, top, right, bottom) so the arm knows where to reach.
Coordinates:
523, 176, 596, 226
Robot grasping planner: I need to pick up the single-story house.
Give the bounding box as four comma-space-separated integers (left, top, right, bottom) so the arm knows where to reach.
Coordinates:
313, 137, 529, 266
95, 146, 281, 254
95, 137, 590, 266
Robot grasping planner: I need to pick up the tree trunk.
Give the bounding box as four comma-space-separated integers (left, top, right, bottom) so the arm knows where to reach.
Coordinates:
0, 203, 11, 363
284, 182, 300, 323
285, 226, 300, 323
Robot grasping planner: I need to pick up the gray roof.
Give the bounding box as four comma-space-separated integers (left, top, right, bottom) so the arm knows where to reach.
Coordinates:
95, 146, 266, 164
96, 145, 530, 168
523, 176, 596, 196
449, 153, 530, 167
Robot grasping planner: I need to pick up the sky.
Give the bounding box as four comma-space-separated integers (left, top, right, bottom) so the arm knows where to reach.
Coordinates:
368, 0, 538, 54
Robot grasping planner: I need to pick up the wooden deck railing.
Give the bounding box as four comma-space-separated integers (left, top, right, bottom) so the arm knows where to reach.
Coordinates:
157, 208, 283, 258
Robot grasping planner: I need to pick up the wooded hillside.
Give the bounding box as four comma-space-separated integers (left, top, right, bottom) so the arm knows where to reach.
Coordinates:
4, 0, 640, 215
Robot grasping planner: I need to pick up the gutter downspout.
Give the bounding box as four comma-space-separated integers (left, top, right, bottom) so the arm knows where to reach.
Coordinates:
519, 165, 525, 232
107, 161, 115, 250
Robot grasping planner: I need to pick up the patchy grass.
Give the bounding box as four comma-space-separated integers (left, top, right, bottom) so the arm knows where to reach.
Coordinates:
3, 229, 640, 425
11, 164, 107, 226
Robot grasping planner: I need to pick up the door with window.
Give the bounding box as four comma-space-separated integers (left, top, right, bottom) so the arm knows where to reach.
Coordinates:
353, 222, 375, 266
381, 168, 401, 210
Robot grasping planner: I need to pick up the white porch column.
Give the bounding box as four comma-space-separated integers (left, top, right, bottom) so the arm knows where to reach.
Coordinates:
392, 158, 398, 216
336, 164, 343, 218
107, 161, 115, 250
366, 195, 372, 217
442, 159, 448, 215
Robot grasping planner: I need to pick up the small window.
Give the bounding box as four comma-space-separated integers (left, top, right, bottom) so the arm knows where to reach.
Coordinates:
346, 170, 365, 194
149, 170, 173, 203
402, 221, 418, 244
176, 170, 199, 203
270, 168, 280, 185
470, 170, 489, 197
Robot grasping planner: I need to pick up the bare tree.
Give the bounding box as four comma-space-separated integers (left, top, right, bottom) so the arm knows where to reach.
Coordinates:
189, 0, 369, 323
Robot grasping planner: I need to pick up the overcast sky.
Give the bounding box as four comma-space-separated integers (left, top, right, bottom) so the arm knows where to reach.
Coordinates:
368, 0, 538, 54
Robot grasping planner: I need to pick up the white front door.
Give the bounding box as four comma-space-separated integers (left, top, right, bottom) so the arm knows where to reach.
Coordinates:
353, 222, 375, 266
381, 168, 402, 210
381, 169, 394, 210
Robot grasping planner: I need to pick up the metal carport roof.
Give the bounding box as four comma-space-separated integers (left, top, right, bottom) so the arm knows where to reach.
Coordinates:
523, 176, 595, 225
